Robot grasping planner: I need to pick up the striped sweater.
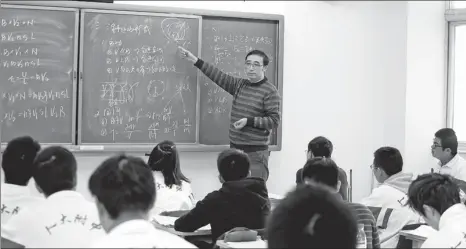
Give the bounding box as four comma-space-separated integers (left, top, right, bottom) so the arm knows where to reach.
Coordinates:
195, 59, 281, 148
347, 202, 381, 249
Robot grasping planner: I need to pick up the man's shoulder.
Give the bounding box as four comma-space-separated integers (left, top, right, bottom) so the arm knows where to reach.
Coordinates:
346, 202, 374, 217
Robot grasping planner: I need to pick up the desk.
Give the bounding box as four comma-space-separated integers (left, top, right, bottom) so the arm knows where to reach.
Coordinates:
399, 231, 426, 248
399, 225, 435, 248
216, 239, 267, 248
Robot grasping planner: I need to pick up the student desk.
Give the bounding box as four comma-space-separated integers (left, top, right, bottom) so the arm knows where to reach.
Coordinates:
216, 239, 267, 248
399, 225, 434, 248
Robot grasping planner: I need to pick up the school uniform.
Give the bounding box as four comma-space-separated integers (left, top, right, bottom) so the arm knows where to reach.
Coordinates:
174, 177, 270, 241
434, 154, 466, 182
361, 172, 423, 248
91, 219, 197, 248
2, 190, 104, 248
1, 183, 43, 225
421, 203, 466, 248
150, 172, 195, 215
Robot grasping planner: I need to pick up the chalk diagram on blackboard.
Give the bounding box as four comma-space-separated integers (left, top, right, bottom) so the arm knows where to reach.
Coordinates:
161, 18, 191, 48
147, 80, 166, 99
100, 79, 139, 107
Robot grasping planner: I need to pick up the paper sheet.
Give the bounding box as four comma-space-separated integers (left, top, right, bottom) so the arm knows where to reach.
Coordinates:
153, 215, 211, 231
225, 240, 267, 248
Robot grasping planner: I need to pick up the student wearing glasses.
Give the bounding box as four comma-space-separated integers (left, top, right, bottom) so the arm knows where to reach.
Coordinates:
431, 128, 466, 182
178, 46, 281, 182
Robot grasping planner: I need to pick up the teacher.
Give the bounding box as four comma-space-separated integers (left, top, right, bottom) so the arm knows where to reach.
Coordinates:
178, 46, 281, 181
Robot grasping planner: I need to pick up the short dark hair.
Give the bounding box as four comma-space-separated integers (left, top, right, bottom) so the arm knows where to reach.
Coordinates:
307, 136, 333, 158
89, 154, 155, 219
373, 147, 403, 176
33, 146, 77, 196
148, 140, 190, 188
435, 128, 458, 156
302, 157, 339, 188
407, 173, 460, 216
267, 184, 357, 248
217, 149, 250, 181
245, 50, 269, 67
2, 136, 41, 185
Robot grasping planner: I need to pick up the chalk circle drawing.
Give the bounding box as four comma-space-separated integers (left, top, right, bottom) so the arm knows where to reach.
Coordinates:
147, 80, 166, 99
161, 18, 189, 43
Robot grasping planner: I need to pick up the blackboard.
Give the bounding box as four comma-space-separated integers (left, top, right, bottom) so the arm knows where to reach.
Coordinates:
0, 6, 78, 144
1, 1, 284, 151
79, 10, 200, 144
199, 17, 279, 145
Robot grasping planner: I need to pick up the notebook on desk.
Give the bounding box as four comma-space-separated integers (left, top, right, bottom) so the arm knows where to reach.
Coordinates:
153, 215, 211, 231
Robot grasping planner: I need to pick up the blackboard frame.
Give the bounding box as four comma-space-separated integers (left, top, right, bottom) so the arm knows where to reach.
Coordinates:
0, 4, 80, 151
77, 8, 203, 151
1, 1, 284, 153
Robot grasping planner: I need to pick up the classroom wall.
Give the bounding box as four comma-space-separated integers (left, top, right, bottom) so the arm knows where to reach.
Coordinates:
405, 1, 448, 175
9, 1, 448, 203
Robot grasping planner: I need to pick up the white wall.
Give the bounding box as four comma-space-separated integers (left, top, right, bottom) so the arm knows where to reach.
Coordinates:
405, 1, 447, 174
10, 1, 447, 203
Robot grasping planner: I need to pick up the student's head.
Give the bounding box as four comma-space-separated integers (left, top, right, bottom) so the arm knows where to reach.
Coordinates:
33, 146, 77, 197
244, 50, 269, 82
147, 140, 190, 188
89, 154, 155, 232
217, 149, 250, 183
306, 136, 333, 160
432, 128, 458, 162
2, 136, 40, 186
302, 157, 340, 193
407, 173, 460, 230
267, 184, 358, 248
372, 146, 403, 183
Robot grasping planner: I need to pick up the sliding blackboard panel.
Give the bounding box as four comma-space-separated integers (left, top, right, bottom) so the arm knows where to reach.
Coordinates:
199, 17, 279, 145
79, 10, 200, 144
0, 5, 78, 144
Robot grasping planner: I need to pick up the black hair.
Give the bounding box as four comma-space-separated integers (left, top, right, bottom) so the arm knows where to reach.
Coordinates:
302, 157, 339, 188
217, 149, 250, 182
435, 128, 458, 156
373, 146, 403, 176
147, 140, 190, 188
2, 136, 41, 185
307, 136, 333, 158
245, 50, 270, 67
407, 173, 460, 216
89, 154, 155, 219
267, 184, 358, 248
33, 146, 77, 196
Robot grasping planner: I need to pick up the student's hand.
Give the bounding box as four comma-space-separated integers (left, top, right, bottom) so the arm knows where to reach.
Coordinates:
178, 46, 197, 63
234, 118, 247, 130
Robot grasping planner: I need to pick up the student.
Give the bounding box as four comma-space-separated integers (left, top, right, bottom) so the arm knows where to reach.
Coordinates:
174, 149, 270, 243
302, 157, 380, 249
2, 146, 104, 248
407, 173, 466, 248
89, 154, 196, 248
178, 46, 281, 182
1, 136, 42, 226
147, 140, 194, 215
361, 147, 422, 248
431, 128, 466, 181
267, 184, 357, 248
296, 136, 349, 200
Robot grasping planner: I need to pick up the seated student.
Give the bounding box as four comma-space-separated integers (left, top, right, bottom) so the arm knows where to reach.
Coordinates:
174, 149, 270, 243
2, 146, 104, 248
89, 154, 196, 248
267, 184, 357, 248
147, 140, 195, 215
1, 136, 42, 226
407, 173, 466, 248
302, 157, 380, 249
361, 147, 422, 248
431, 128, 466, 181
296, 136, 349, 200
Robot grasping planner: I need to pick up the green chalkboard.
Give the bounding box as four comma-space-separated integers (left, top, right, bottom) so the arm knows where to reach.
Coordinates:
0, 5, 78, 144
